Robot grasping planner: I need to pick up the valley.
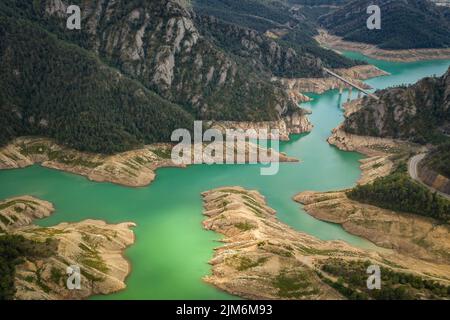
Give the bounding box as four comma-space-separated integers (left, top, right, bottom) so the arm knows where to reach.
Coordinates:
1, 0, 450, 301
1, 53, 449, 299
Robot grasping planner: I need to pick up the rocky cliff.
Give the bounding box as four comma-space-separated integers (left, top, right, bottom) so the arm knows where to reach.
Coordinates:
40, 0, 297, 121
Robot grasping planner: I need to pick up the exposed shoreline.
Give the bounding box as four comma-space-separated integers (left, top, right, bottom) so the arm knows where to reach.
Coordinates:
208, 110, 313, 141
0, 137, 298, 188
315, 29, 450, 62
202, 187, 450, 300
294, 189, 450, 265
0, 195, 136, 300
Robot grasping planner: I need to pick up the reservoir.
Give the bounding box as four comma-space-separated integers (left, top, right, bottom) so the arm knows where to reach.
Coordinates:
0, 53, 449, 299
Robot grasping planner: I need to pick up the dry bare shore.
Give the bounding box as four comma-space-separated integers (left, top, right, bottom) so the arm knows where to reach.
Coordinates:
327, 99, 425, 184
0, 137, 298, 188
208, 110, 313, 141
202, 187, 450, 300
295, 191, 450, 264
315, 29, 450, 62
0, 196, 135, 300
327, 124, 423, 185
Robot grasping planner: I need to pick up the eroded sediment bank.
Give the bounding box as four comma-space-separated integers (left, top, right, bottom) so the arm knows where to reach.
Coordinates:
0, 196, 135, 300
201, 187, 450, 300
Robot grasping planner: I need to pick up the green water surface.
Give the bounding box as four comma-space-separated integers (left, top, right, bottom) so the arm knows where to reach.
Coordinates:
0, 54, 449, 299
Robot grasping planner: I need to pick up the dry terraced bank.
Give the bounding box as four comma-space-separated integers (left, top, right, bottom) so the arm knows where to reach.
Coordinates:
0, 137, 297, 188
201, 187, 450, 300
0, 196, 135, 299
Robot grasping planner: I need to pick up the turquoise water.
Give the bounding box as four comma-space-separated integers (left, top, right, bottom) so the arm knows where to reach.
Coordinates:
0, 54, 449, 299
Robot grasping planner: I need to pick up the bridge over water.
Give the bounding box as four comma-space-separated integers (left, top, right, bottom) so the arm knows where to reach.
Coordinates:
323, 68, 380, 101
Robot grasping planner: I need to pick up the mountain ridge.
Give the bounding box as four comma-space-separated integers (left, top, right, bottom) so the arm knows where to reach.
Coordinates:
319, 0, 450, 50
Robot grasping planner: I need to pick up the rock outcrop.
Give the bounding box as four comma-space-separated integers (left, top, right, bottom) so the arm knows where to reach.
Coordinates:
41, 0, 298, 122
209, 110, 313, 141
341, 67, 450, 144
0, 197, 54, 232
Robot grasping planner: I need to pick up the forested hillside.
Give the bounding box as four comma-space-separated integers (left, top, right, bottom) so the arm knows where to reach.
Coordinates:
0, 0, 366, 154
0, 14, 194, 154
343, 67, 450, 145
193, 0, 363, 70
348, 165, 450, 222
319, 0, 450, 49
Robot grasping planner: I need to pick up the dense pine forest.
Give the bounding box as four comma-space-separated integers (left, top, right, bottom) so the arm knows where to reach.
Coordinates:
347, 165, 450, 222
